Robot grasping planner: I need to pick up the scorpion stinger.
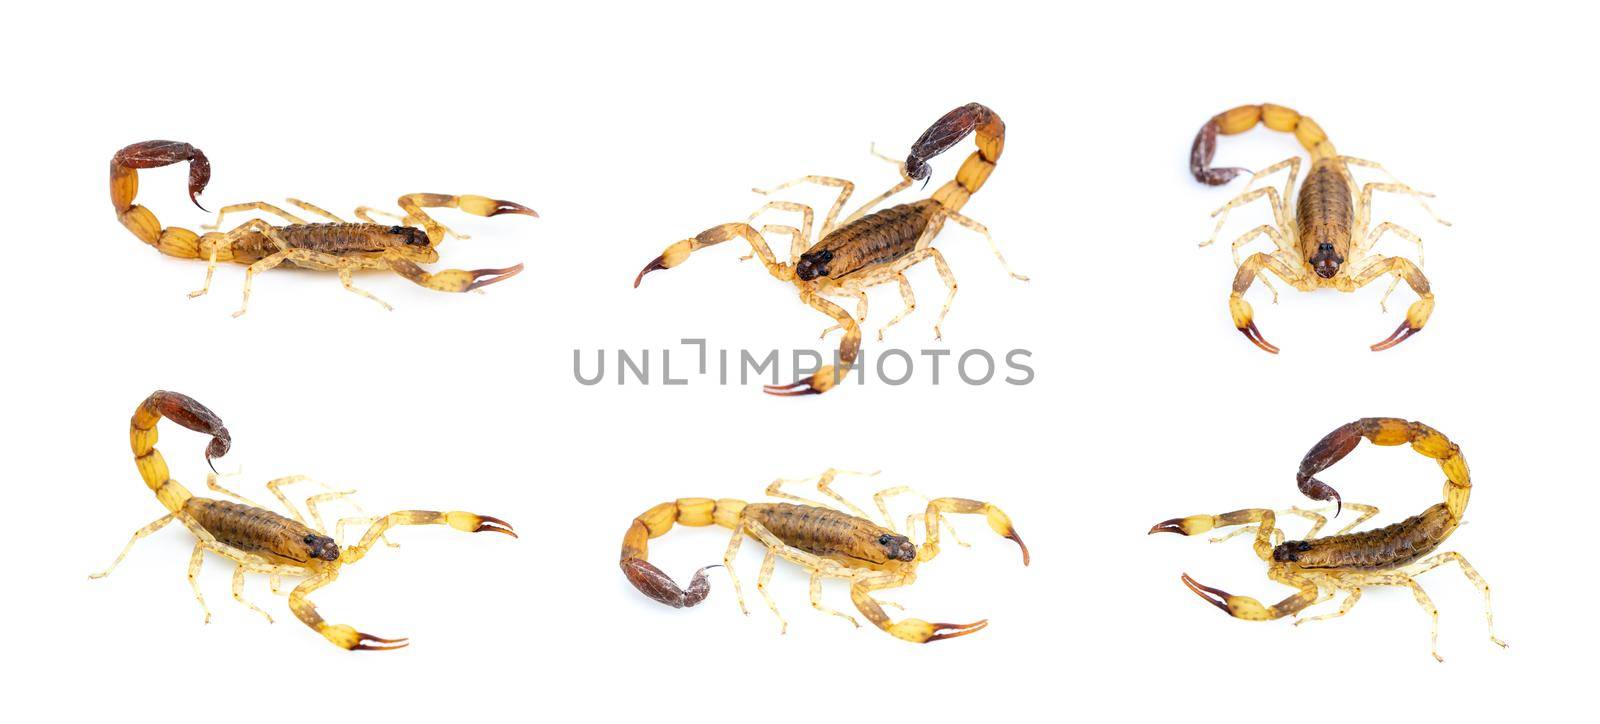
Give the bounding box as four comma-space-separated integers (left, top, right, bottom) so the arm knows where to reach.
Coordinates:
90, 391, 517, 651
111, 141, 536, 315
634, 102, 1026, 396
1191, 104, 1449, 352
1150, 418, 1505, 662
618, 469, 1027, 643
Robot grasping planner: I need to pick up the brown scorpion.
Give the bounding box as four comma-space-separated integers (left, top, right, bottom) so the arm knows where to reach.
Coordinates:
89, 391, 516, 650
620, 469, 1028, 643
1150, 418, 1505, 661
1191, 104, 1450, 352
634, 103, 1027, 395
111, 140, 536, 316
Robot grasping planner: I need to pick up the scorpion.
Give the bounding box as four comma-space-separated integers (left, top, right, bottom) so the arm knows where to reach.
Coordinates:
110, 140, 537, 316
1149, 418, 1506, 661
619, 469, 1028, 643
89, 391, 517, 650
1190, 104, 1450, 353
633, 103, 1027, 395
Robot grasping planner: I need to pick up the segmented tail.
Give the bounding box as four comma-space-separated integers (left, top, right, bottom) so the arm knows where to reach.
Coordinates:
110, 140, 211, 259
620, 497, 747, 608
907, 102, 1004, 214
1190, 104, 1337, 186
1295, 417, 1471, 523
130, 391, 231, 513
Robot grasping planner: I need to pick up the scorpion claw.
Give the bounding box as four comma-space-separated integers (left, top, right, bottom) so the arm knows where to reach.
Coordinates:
1238, 319, 1280, 354
1370, 319, 1420, 351
1180, 573, 1234, 614
764, 365, 841, 396
455, 195, 539, 218
1229, 296, 1279, 354
1148, 518, 1188, 535
445, 511, 518, 538
633, 254, 668, 288
924, 619, 988, 643
463, 264, 524, 292
352, 632, 410, 652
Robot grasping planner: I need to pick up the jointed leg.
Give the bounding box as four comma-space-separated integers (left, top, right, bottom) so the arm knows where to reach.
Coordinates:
394, 193, 538, 246
880, 248, 957, 340
764, 292, 861, 396
940, 209, 1028, 281
751, 178, 847, 238
1410, 551, 1506, 648
229, 560, 274, 623
809, 570, 859, 627
722, 522, 750, 615
1345, 255, 1435, 351
1341, 157, 1450, 227
919, 497, 1028, 565
337, 267, 393, 312
1218, 224, 1298, 303
755, 546, 787, 634
285, 198, 344, 223
340, 510, 514, 566
1295, 586, 1362, 626
876, 273, 917, 341
875, 485, 970, 547
201, 202, 306, 230
1207, 506, 1325, 544
1200, 157, 1300, 249
819, 290, 868, 339
839, 144, 914, 226
187, 541, 213, 623
1332, 503, 1380, 536
88, 513, 176, 579
354, 206, 467, 241
205, 472, 268, 509
1202, 186, 1288, 248
191, 218, 278, 300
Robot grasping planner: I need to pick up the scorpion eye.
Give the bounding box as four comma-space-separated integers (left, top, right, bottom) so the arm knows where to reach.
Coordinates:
303, 535, 317, 545
387, 225, 407, 234
878, 534, 892, 545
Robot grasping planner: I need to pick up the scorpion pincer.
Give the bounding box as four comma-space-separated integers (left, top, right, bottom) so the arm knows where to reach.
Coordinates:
89, 391, 517, 650
634, 103, 1027, 395
619, 469, 1028, 643
110, 140, 537, 316
1150, 418, 1506, 661
1190, 104, 1450, 353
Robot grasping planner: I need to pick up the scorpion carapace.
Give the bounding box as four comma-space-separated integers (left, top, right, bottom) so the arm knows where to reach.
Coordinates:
93, 391, 517, 651
1189, 104, 1450, 353
1149, 418, 1505, 661
633, 102, 1026, 396
618, 470, 1028, 643
111, 140, 537, 316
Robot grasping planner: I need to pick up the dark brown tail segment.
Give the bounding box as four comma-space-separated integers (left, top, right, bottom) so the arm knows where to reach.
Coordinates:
131, 390, 231, 513
620, 498, 743, 608
111, 140, 211, 257
1295, 418, 1471, 520
1190, 104, 1333, 186
910, 103, 1005, 215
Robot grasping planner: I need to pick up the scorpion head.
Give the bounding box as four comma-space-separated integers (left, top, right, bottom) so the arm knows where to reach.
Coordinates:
301, 532, 341, 562
796, 249, 834, 281
387, 225, 431, 247
875, 532, 917, 563
1272, 539, 1313, 563
1311, 241, 1344, 279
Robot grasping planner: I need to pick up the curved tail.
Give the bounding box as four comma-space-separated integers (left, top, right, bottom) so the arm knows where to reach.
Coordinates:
111, 140, 212, 259
907, 102, 1004, 214
620, 497, 747, 608
1295, 417, 1470, 524
131, 391, 232, 513
1190, 104, 1336, 185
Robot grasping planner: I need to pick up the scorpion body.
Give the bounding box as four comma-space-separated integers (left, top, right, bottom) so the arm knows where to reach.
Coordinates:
1190, 104, 1449, 353
634, 103, 1026, 395
93, 391, 516, 650
619, 470, 1027, 642
111, 140, 536, 316
1150, 418, 1503, 661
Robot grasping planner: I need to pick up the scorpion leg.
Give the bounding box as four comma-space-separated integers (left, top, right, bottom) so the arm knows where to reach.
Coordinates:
186, 542, 214, 624
751, 176, 849, 238
1218, 225, 1299, 303
743, 202, 813, 264
938, 209, 1029, 281
339, 510, 515, 566
1409, 551, 1507, 649
288, 570, 407, 651
809, 570, 859, 627
851, 570, 985, 643
394, 193, 538, 246
1376, 573, 1445, 662
88, 513, 176, 579
839, 145, 914, 226
1352, 222, 1427, 312
283, 198, 345, 222
819, 290, 868, 339
1341, 157, 1451, 227
272, 475, 393, 548
722, 518, 751, 616
228, 558, 274, 623
1230, 251, 1315, 354
1331, 503, 1380, 536
764, 292, 860, 396
1342, 257, 1433, 350
920, 497, 1028, 565
382, 252, 523, 296
200, 202, 306, 231
809, 468, 879, 519
338, 267, 393, 312
1200, 157, 1299, 248
1203, 187, 1288, 248
355, 206, 467, 241
893, 248, 957, 340
191, 219, 276, 300
205, 472, 269, 509
755, 546, 788, 634
1294, 586, 1362, 626
1207, 506, 1325, 544
875, 273, 917, 341
874, 486, 970, 547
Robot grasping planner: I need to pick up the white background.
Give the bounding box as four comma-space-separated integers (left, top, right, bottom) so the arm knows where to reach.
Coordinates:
3, 1, 1593, 720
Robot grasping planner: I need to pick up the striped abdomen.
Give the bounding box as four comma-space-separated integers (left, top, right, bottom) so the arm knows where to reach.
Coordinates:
183, 497, 328, 565
1277, 503, 1456, 570
745, 502, 904, 566
1295, 159, 1353, 258
810, 200, 939, 278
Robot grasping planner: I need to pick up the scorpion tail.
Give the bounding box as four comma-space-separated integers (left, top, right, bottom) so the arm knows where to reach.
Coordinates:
1296, 418, 1471, 522
131, 391, 232, 514
111, 141, 211, 258
620, 498, 747, 608
911, 102, 1004, 215
1190, 104, 1336, 185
